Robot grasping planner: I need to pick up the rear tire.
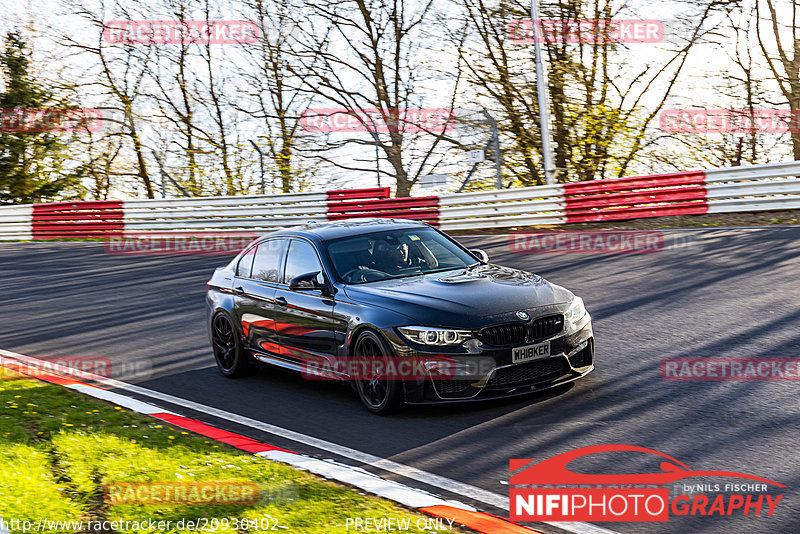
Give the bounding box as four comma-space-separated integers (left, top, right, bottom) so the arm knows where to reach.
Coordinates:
352, 330, 405, 414
211, 311, 256, 378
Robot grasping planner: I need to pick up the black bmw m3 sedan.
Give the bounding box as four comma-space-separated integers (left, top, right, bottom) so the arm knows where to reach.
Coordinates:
206, 219, 594, 413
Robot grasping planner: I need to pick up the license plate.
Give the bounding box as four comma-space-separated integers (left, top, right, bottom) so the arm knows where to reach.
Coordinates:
512, 341, 551, 363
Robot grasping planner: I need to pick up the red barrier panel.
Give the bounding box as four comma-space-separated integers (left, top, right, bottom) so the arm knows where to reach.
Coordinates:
31, 201, 125, 212
31, 211, 125, 222
327, 210, 440, 222
566, 202, 709, 223
327, 197, 439, 213
326, 195, 440, 225
564, 186, 707, 210
563, 171, 708, 223
327, 187, 391, 201
562, 171, 706, 194
32, 201, 124, 239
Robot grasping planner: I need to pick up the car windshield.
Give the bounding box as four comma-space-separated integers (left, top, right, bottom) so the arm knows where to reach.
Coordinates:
325, 227, 478, 284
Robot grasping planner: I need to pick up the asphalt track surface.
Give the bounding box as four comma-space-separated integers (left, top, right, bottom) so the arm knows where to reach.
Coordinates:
1, 227, 799, 534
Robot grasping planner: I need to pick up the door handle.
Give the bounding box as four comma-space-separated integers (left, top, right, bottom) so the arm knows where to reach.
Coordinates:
275, 296, 288, 306
233, 286, 245, 295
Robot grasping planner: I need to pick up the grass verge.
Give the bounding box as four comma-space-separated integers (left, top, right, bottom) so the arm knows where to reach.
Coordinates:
0, 372, 468, 533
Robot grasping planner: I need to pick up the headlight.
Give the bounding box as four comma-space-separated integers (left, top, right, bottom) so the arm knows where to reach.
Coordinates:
398, 326, 473, 346
564, 296, 589, 334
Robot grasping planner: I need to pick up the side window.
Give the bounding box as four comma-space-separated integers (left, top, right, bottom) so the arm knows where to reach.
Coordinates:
251, 239, 286, 282
283, 240, 324, 285
236, 246, 256, 278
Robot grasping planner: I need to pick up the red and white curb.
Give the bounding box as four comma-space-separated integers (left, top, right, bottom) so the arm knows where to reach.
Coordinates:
0, 350, 545, 534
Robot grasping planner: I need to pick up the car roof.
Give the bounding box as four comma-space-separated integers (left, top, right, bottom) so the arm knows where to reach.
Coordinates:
264, 218, 430, 242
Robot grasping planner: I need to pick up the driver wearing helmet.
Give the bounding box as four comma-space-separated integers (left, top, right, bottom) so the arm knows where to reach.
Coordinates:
374, 237, 438, 274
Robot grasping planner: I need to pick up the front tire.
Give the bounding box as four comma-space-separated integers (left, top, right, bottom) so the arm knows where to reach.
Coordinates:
352, 330, 404, 414
211, 312, 256, 378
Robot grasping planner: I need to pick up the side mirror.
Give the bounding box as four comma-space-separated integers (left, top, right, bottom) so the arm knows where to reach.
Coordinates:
289, 271, 325, 291
470, 249, 489, 263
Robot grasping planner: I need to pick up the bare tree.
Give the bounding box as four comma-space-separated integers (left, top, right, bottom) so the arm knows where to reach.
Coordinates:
757, 0, 800, 160
666, 5, 774, 170
54, 0, 157, 197
293, 0, 464, 197
144, 0, 206, 194
193, 0, 239, 194
234, 0, 313, 193
453, 0, 727, 185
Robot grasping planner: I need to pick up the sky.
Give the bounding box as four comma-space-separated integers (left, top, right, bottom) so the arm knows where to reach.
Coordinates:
0, 0, 796, 197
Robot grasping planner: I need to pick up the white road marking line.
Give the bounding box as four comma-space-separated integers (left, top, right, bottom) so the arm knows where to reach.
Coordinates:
0, 349, 619, 534
116, 379, 511, 508
259, 450, 474, 510
67, 384, 176, 415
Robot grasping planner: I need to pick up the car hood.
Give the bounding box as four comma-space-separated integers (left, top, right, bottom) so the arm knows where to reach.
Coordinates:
342, 264, 574, 327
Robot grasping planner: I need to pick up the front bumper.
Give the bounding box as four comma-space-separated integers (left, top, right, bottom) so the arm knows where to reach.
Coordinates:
395, 321, 594, 404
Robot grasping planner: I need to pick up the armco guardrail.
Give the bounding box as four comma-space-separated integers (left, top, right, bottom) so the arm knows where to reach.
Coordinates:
1, 161, 799, 239
705, 160, 800, 213
121, 188, 392, 237
0, 205, 33, 240
438, 185, 565, 229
